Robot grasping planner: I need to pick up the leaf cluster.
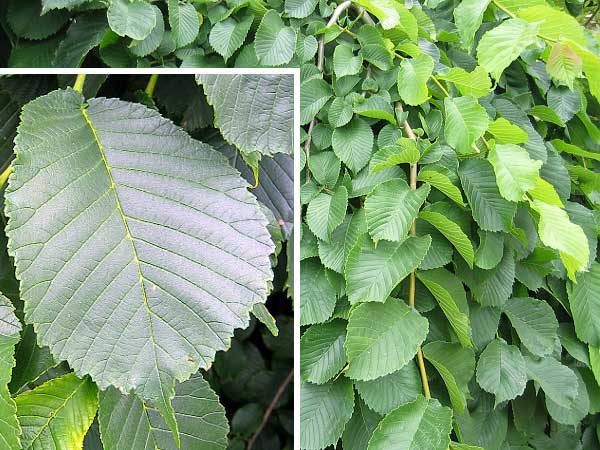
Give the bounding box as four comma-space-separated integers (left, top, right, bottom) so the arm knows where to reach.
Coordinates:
0, 73, 294, 449
299, 1, 600, 450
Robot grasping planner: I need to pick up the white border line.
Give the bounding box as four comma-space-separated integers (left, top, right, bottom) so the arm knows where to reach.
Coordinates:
0, 66, 302, 449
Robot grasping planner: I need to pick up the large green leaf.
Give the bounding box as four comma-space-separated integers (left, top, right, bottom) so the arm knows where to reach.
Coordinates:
198, 74, 294, 156
365, 179, 430, 243
0, 295, 21, 450
318, 210, 368, 273
284, 0, 318, 18
476, 18, 539, 80
454, 0, 492, 51
300, 259, 336, 326
524, 355, 577, 407
333, 44, 363, 78
53, 12, 110, 67
130, 6, 165, 58
354, 0, 402, 29
438, 66, 492, 98
502, 297, 558, 356
5, 89, 274, 441
476, 339, 527, 406
367, 396, 453, 450
471, 250, 516, 307
300, 320, 346, 384
167, 0, 199, 48
255, 10, 296, 66
459, 159, 516, 232
15, 373, 98, 450
354, 362, 422, 415
301, 78, 332, 125
530, 200, 589, 281
417, 268, 472, 348
444, 96, 489, 154
107, 0, 156, 41
306, 186, 348, 242
209, 15, 254, 62
545, 370, 589, 426
300, 378, 354, 450
417, 168, 464, 206
345, 299, 428, 381
423, 341, 475, 414
99, 373, 228, 450
397, 54, 434, 106
7, 0, 69, 41
568, 262, 600, 346
419, 202, 475, 268
488, 143, 542, 202
332, 117, 374, 173
487, 118, 529, 144
345, 235, 431, 304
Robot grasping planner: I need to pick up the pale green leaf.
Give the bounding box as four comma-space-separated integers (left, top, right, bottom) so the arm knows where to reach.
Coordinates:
130, 6, 165, 58
284, 0, 318, 18
487, 118, 529, 144
353, 95, 397, 125
546, 42, 583, 89
168, 0, 199, 48
397, 54, 434, 106
438, 66, 492, 98
345, 299, 428, 381
370, 139, 420, 174
477, 18, 539, 80
354, 0, 402, 29
444, 95, 489, 154
530, 200, 589, 281
318, 210, 368, 273
552, 139, 600, 162
454, 0, 492, 51
488, 143, 543, 202
529, 105, 565, 127
333, 44, 363, 78
16, 374, 98, 450
300, 78, 333, 125
517, 5, 586, 45
525, 354, 578, 407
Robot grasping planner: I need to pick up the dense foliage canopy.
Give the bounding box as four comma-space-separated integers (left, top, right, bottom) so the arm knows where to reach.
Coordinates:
0, 73, 294, 450
295, 1, 600, 450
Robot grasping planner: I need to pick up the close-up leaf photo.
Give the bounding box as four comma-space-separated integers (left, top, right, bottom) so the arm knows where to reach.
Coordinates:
3, 0, 600, 449
0, 73, 295, 450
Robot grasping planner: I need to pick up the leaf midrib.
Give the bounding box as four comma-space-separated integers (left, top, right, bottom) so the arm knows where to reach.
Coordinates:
79, 105, 171, 419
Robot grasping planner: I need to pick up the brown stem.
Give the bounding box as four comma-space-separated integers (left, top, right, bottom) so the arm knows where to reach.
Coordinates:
246, 369, 294, 450
585, 2, 600, 26
396, 103, 432, 399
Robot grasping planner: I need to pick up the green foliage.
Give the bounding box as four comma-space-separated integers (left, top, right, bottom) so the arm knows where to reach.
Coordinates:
0, 74, 294, 449
299, 1, 600, 449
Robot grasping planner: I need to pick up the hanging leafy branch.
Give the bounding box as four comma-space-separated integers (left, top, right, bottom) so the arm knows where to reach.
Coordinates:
300, 1, 600, 449
0, 73, 294, 449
